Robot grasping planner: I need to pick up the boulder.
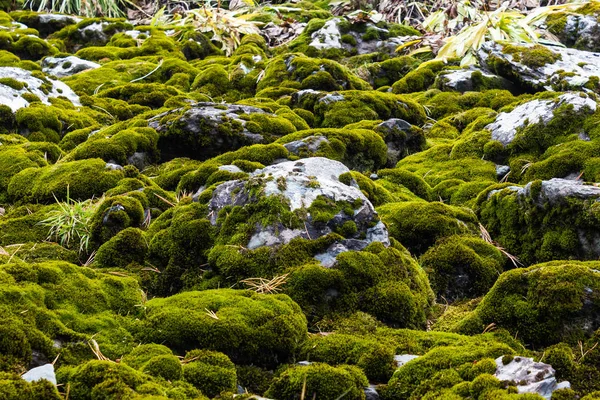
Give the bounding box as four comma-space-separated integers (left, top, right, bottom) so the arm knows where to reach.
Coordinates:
481, 178, 600, 264
207, 157, 389, 265
375, 118, 425, 167
435, 68, 516, 93
42, 56, 100, 78
0, 67, 81, 112
553, 14, 600, 52
478, 42, 600, 92
494, 356, 570, 399
149, 102, 270, 161
485, 92, 596, 146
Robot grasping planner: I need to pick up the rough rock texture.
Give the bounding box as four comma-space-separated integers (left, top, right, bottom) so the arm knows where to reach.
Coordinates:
478, 42, 600, 92
435, 68, 515, 92
308, 17, 411, 55
284, 135, 331, 156
207, 157, 389, 265
42, 56, 101, 77
494, 356, 570, 399
0, 67, 81, 112
485, 92, 596, 145
491, 178, 600, 205
557, 14, 600, 52
376, 118, 425, 167
149, 102, 269, 160
21, 364, 57, 385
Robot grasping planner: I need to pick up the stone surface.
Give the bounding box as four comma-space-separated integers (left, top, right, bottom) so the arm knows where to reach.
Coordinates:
42, 56, 100, 78
485, 92, 597, 145
283, 135, 330, 156
557, 14, 600, 52
149, 102, 270, 161
478, 42, 600, 92
308, 17, 414, 55
21, 364, 57, 385
394, 354, 419, 367
207, 157, 389, 264
376, 118, 425, 167
0, 67, 81, 112
494, 356, 570, 399
436, 68, 516, 92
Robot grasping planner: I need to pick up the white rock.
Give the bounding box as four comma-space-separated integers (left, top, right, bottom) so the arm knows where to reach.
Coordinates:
309, 19, 343, 50
494, 356, 570, 399
394, 354, 419, 367
0, 67, 80, 112
485, 92, 596, 145
42, 56, 100, 78
21, 364, 56, 385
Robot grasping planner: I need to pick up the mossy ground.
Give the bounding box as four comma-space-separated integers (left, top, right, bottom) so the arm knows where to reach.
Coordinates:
0, 5, 598, 400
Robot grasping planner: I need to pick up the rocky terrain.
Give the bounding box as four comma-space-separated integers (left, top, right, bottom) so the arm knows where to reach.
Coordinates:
2, 1, 600, 399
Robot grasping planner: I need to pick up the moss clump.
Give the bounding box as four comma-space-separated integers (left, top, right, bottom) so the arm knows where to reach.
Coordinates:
0, 373, 61, 399
89, 194, 145, 245
277, 128, 387, 172
392, 61, 447, 94
504, 44, 562, 69
94, 227, 147, 269
454, 261, 600, 347
8, 158, 124, 204
420, 235, 505, 302
478, 181, 600, 264
182, 349, 237, 397
378, 201, 478, 255
135, 289, 308, 367
265, 363, 368, 400
300, 333, 396, 382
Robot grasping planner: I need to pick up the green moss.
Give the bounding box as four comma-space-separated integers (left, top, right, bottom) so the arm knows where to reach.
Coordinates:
94, 227, 147, 269
0, 77, 24, 90
89, 194, 145, 245
266, 363, 368, 400
135, 289, 308, 367
504, 44, 562, 69
420, 234, 505, 302
456, 261, 600, 346
182, 349, 236, 397
378, 201, 478, 255
392, 61, 447, 94
0, 373, 61, 399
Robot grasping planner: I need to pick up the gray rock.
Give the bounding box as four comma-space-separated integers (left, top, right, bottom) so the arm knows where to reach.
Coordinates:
0, 67, 80, 112
496, 165, 510, 179
308, 17, 416, 55
478, 42, 600, 92
207, 157, 389, 265
105, 162, 124, 171
435, 68, 516, 93
376, 118, 425, 166
42, 56, 100, 78
284, 135, 330, 156
21, 364, 56, 385
485, 92, 596, 145
150, 102, 270, 161
394, 354, 419, 368
365, 385, 380, 400
494, 356, 570, 399
556, 14, 600, 52
127, 152, 150, 171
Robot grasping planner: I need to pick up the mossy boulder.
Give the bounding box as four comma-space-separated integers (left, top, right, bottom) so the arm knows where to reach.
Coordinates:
265, 363, 368, 400
454, 261, 600, 347
420, 235, 505, 302
378, 201, 479, 255
7, 158, 124, 204
135, 289, 308, 367
182, 349, 237, 397
478, 179, 600, 265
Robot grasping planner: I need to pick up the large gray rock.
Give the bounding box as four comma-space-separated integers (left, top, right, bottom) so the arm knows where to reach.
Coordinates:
554, 14, 600, 52
42, 56, 100, 78
478, 41, 600, 92
494, 356, 570, 399
149, 102, 270, 161
496, 178, 600, 206
376, 118, 425, 167
207, 157, 389, 265
308, 17, 414, 55
435, 68, 516, 93
0, 67, 81, 112
485, 92, 596, 145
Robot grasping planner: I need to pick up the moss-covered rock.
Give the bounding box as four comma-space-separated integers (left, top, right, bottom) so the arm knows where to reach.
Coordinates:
135, 289, 308, 367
